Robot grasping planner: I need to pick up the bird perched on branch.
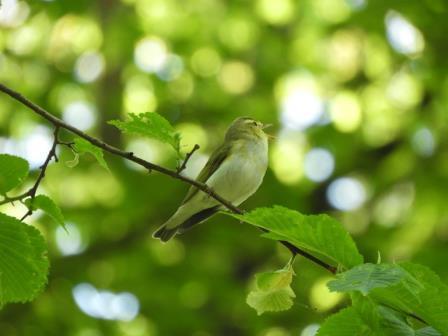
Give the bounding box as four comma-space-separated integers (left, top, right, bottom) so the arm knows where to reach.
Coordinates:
153, 117, 270, 242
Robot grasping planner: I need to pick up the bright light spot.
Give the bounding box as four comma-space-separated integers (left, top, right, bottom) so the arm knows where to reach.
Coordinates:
125, 139, 165, 170
263, 327, 289, 336
73, 283, 140, 321
310, 277, 344, 312
111, 293, 140, 321
218, 61, 254, 95
329, 91, 362, 132
0, 0, 29, 28
327, 30, 361, 81
62, 101, 97, 131
55, 222, 86, 256
346, 0, 366, 10
412, 127, 435, 157
304, 148, 335, 182
191, 47, 221, 77
75, 51, 105, 83
168, 72, 195, 102
387, 72, 423, 109
313, 0, 351, 23
270, 133, 305, 185
134, 36, 168, 73
278, 74, 325, 131
218, 17, 258, 51
385, 11, 424, 56
2, 126, 53, 169
373, 183, 414, 228
301, 324, 320, 336
327, 177, 367, 211
124, 76, 157, 114
256, 0, 294, 25
157, 54, 183, 81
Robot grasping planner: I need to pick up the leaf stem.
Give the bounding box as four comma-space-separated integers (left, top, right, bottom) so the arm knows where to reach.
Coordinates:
0, 83, 336, 274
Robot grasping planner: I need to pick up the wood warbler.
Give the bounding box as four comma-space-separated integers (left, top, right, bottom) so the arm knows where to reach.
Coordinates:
153, 117, 270, 242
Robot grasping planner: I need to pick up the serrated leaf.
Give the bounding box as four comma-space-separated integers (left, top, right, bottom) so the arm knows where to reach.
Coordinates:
108, 112, 181, 157
247, 286, 295, 315
316, 307, 375, 336
246, 268, 295, 315
351, 293, 442, 336
328, 263, 423, 296
24, 195, 65, 228
0, 212, 49, 306
416, 327, 442, 336
371, 262, 448, 335
73, 138, 109, 170
228, 206, 363, 270
0, 154, 29, 194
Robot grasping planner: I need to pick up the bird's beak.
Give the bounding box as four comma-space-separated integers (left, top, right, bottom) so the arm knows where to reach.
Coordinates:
262, 123, 273, 129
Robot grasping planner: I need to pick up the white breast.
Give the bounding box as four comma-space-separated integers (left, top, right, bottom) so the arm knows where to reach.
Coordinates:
205, 138, 268, 206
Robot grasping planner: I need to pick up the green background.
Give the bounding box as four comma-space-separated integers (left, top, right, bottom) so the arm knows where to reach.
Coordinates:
0, 0, 447, 335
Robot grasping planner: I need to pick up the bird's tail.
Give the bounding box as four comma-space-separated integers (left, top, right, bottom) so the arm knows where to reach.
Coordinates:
152, 224, 178, 242
153, 205, 220, 242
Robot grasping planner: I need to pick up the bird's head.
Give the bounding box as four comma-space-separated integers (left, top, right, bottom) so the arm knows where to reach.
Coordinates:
224, 117, 272, 142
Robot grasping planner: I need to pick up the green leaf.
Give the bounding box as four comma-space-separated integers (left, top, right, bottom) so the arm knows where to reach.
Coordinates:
246, 269, 295, 315
0, 212, 49, 306
328, 263, 423, 296
351, 293, 442, 336
0, 154, 29, 194
228, 206, 363, 269
73, 138, 109, 170
316, 307, 375, 336
24, 195, 65, 228
416, 327, 442, 336
108, 112, 181, 157
371, 262, 448, 335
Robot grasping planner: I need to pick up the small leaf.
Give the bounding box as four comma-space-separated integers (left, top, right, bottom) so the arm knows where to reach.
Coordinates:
246, 268, 295, 315
25, 195, 65, 228
247, 286, 295, 315
65, 152, 79, 168
0, 212, 49, 305
73, 138, 109, 170
0, 154, 29, 194
108, 112, 181, 157
227, 206, 363, 270
328, 263, 423, 296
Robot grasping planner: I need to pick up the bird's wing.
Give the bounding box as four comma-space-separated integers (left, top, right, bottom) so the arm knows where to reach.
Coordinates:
182, 142, 232, 204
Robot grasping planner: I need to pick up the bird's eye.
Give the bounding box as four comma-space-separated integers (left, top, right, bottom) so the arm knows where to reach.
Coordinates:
252, 121, 258, 126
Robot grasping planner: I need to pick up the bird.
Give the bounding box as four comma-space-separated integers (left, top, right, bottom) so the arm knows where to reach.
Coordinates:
153, 117, 270, 242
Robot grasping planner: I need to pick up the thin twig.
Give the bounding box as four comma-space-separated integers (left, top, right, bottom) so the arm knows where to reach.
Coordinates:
177, 144, 200, 173
0, 83, 336, 274
19, 127, 60, 221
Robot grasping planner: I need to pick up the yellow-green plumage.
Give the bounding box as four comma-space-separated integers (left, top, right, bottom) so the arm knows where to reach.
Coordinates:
153, 117, 269, 242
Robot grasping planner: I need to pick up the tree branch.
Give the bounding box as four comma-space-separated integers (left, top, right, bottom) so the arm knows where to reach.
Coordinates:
177, 144, 200, 173
0, 83, 336, 274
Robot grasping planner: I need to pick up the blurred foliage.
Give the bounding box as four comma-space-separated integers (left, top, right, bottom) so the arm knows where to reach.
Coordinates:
0, 0, 448, 335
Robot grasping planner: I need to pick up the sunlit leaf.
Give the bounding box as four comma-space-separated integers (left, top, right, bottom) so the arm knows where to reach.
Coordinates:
0, 154, 29, 194
246, 268, 295, 315
24, 195, 65, 228
0, 213, 49, 306
108, 112, 181, 157
228, 206, 363, 269
73, 138, 109, 170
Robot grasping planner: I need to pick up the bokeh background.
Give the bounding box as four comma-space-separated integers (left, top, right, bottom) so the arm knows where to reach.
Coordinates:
1, 0, 447, 335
